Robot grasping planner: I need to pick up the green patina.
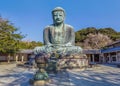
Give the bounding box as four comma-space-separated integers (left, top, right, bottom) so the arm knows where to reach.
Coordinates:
34, 7, 82, 55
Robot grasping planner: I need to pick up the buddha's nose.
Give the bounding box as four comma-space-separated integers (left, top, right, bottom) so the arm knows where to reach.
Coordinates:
56, 15, 61, 19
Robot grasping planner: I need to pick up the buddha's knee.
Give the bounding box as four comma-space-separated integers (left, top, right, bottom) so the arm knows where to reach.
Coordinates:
34, 46, 45, 54
77, 47, 83, 53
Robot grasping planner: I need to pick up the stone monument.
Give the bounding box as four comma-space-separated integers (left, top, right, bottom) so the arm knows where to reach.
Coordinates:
34, 7, 82, 55
31, 7, 88, 86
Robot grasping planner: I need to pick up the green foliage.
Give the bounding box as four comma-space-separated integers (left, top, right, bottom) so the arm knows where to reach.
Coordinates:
98, 28, 120, 40
0, 16, 43, 53
75, 27, 120, 43
75, 27, 98, 42
0, 17, 24, 53
19, 41, 43, 49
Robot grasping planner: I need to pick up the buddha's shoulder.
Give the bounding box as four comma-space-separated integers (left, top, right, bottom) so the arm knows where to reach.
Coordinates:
65, 24, 74, 29
44, 24, 54, 30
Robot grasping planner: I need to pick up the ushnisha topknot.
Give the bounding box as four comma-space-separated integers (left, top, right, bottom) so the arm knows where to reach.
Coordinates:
52, 7, 65, 15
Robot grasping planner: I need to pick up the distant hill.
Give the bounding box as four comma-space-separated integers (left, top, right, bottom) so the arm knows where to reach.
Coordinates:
75, 27, 120, 49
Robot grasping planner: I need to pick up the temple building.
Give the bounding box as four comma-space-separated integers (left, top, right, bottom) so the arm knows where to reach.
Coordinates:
0, 49, 33, 63
101, 40, 120, 64
83, 49, 101, 64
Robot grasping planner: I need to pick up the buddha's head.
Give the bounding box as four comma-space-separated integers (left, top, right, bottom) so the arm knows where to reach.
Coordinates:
52, 7, 65, 25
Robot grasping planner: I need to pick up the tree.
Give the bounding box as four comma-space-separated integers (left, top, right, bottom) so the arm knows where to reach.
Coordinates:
98, 28, 120, 41
0, 17, 24, 62
75, 27, 98, 42
75, 27, 120, 43
19, 41, 43, 49
83, 33, 112, 49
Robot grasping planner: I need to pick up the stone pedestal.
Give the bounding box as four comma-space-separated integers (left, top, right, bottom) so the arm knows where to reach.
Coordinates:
33, 80, 45, 86
30, 79, 51, 86
29, 79, 45, 86
57, 54, 88, 69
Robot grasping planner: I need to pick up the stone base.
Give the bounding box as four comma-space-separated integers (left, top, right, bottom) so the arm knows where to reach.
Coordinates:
34, 80, 45, 86
29, 79, 51, 86
57, 54, 88, 69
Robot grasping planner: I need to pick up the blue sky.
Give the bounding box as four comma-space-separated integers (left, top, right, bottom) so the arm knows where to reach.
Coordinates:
0, 0, 120, 42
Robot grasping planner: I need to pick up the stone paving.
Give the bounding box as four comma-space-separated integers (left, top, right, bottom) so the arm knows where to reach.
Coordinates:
45, 69, 73, 86
0, 63, 120, 86
67, 64, 120, 86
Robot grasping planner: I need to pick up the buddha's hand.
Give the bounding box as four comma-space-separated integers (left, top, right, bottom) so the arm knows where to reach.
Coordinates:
46, 44, 53, 48
34, 46, 43, 54
64, 43, 72, 47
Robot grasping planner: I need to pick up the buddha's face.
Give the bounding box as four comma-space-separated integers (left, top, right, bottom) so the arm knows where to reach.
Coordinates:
52, 11, 65, 24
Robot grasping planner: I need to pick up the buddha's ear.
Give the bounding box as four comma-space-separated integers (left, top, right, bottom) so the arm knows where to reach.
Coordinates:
64, 16, 66, 21
63, 11, 66, 17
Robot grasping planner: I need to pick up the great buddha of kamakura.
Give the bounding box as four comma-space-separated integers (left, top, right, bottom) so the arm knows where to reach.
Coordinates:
34, 7, 82, 54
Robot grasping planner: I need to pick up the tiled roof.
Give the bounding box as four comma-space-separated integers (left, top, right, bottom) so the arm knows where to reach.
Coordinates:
101, 46, 120, 53
18, 49, 33, 54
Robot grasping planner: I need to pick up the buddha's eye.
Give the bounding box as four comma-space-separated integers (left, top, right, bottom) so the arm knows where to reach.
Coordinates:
59, 15, 62, 16
54, 14, 57, 16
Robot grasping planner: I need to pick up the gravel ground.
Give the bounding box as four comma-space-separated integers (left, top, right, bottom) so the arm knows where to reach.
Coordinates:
0, 63, 120, 86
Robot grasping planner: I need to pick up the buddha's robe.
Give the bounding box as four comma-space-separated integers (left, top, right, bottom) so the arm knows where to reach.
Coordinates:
34, 24, 82, 54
